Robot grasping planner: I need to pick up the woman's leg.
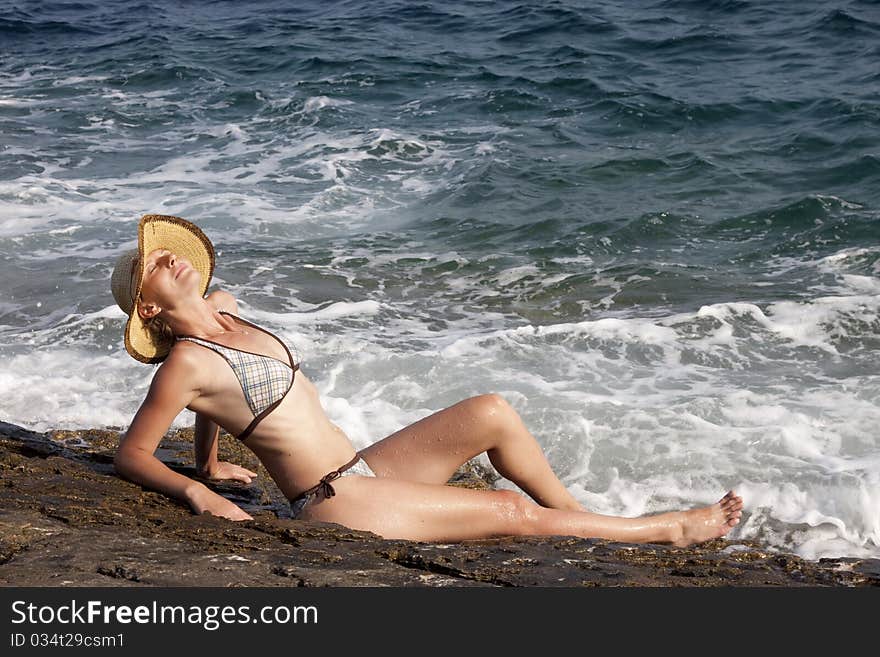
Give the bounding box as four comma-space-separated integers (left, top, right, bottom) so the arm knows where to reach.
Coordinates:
302, 475, 743, 546
360, 394, 583, 511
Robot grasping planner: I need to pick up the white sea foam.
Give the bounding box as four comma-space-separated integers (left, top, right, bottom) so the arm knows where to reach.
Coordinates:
494, 265, 541, 287
812, 194, 864, 210
52, 75, 110, 87
0, 88, 474, 243
302, 96, 353, 112
0, 349, 152, 432
0, 97, 34, 107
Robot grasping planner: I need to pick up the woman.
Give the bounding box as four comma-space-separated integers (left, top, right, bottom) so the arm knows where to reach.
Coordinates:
111, 214, 743, 545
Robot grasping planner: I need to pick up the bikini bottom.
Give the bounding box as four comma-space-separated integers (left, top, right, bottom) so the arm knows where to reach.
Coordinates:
289, 454, 376, 520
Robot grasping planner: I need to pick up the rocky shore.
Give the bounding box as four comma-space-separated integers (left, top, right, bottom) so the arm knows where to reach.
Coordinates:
1, 420, 877, 587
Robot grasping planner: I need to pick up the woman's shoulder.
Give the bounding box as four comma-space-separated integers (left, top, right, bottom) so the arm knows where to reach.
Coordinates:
158, 340, 205, 375
147, 345, 204, 403
205, 289, 239, 314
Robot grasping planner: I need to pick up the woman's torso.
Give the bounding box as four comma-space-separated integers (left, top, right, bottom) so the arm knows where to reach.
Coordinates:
167, 309, 358, 500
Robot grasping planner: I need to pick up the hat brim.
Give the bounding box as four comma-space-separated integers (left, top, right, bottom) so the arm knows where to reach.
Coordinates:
124, 214, 215, 364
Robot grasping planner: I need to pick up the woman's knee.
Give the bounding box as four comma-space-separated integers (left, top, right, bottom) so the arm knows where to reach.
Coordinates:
467, 393, 519, 434
493, 489, 539, 535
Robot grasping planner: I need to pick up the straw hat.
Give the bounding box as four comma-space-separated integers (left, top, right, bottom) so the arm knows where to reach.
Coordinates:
111, 214, 215, 363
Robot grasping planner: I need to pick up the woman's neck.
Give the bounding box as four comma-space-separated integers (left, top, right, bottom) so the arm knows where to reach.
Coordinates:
165, 298, 245, 339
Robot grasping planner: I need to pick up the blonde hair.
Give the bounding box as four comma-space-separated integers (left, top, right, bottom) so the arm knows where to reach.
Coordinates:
143, 313, 175, 347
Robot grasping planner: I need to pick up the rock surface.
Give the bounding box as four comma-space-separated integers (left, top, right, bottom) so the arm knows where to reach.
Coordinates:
1, 420, 877, 587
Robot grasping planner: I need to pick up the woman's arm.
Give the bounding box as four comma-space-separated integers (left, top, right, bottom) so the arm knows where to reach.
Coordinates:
193, 413, 257, 483
193, 413, 220, 477
114, 351, 252, 520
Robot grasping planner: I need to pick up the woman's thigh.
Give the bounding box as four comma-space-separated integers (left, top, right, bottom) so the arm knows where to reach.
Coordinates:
359, 395, 499, 485
301, 474, 531, 542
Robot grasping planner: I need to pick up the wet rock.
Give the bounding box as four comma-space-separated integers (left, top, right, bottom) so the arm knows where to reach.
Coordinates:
0, 420, 877, 587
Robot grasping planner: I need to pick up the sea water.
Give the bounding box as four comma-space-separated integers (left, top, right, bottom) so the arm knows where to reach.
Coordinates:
0, 0, 877, 560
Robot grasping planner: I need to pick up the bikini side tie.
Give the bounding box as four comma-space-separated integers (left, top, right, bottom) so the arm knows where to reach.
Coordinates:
290, 454, 363, 503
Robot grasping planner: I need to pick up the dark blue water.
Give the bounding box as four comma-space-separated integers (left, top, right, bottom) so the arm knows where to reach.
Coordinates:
0, 0, 878, 559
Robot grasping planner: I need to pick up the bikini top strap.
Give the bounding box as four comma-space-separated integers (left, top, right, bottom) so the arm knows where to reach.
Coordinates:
218, 310, 299, 372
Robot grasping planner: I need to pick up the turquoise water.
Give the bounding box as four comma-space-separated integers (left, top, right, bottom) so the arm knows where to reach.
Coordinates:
0, 0, 878, 559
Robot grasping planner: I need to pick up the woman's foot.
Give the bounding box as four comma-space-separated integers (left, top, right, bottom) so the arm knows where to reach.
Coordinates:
670, 490, 743, 547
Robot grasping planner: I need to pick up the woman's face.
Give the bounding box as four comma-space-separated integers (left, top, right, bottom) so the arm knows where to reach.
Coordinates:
137, 248, 199, 313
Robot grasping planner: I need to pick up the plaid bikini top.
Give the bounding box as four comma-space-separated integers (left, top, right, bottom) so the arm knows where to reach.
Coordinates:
176, 311, 300, 441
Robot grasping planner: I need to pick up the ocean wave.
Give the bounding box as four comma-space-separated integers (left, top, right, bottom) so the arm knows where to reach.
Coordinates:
584, 152, 717, 180
496, 11, 617, 43
655, 0, 753, 12
807, 8, 880, 37
0, 15, 101, 39
710, 195, 874, 235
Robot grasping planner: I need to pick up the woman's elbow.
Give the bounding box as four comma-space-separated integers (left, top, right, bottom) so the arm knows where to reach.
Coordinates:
113, 444, 142, 480
113, 449, 130, 479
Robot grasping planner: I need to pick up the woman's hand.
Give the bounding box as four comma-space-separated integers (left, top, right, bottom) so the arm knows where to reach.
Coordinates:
198, 461, 258, 484
187, 484, 253, 521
